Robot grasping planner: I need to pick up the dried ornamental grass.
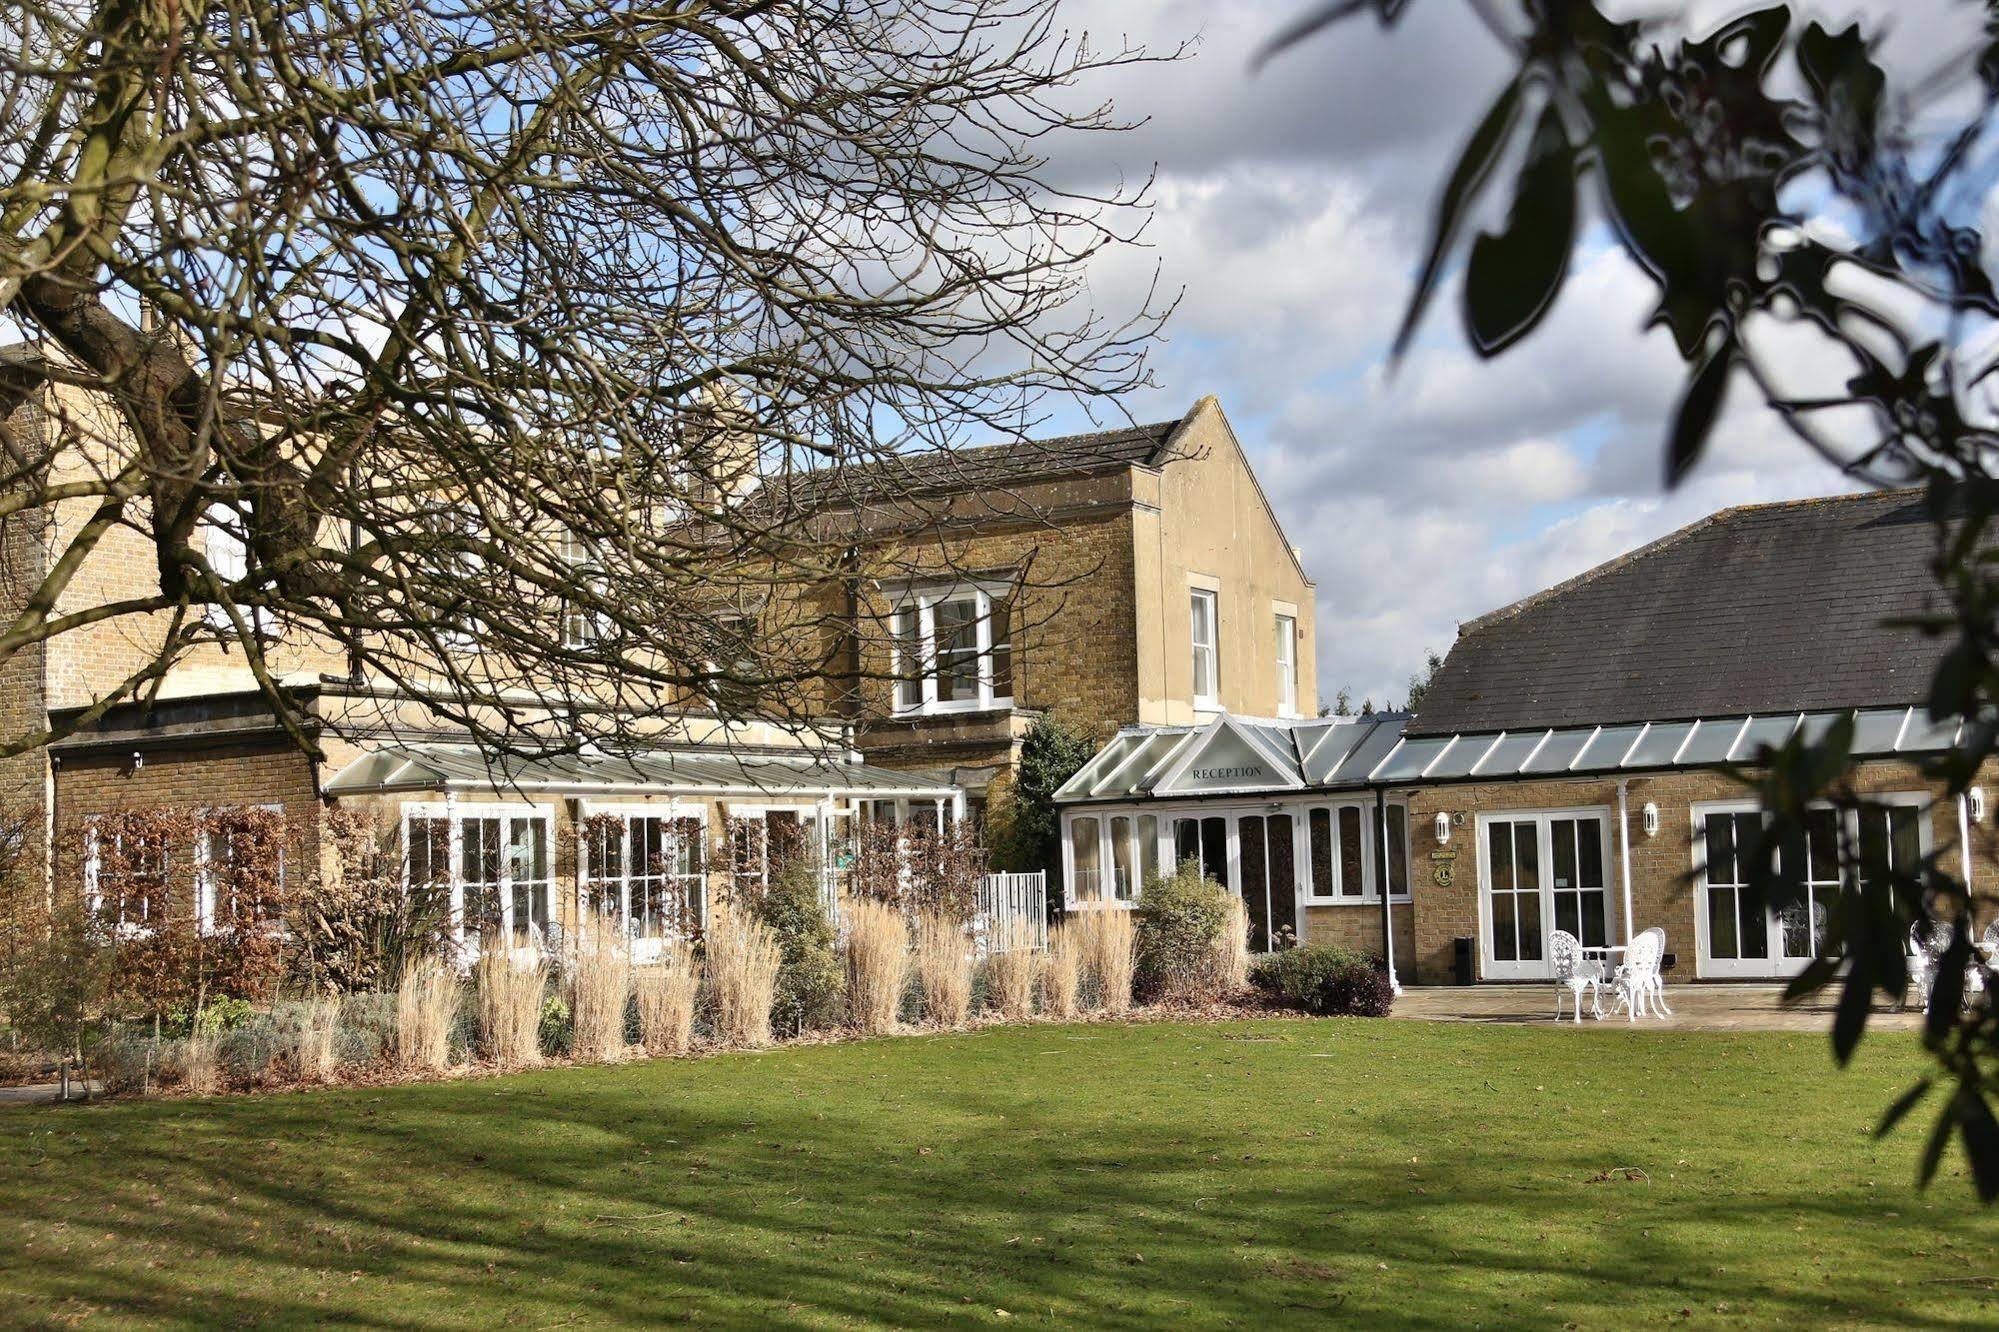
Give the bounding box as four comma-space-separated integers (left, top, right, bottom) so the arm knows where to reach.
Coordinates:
570, 930, 634, 1063
1041, 922, 1081, 1019
291, 994, 342, 1082
1214, 896, 1250, 996
477, 947, 548, 1068
1078, 909, 1135, 1015
635, 944, 699, 1056
396, 956, 462, 1073
913, 910, 973, 1029
177, 1033, 221, 1094
844, 899, 907, 1036
983, 918, 1040, 1022
707, 905, 782, 1048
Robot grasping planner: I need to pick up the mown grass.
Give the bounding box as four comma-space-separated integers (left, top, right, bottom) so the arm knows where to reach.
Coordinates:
0, 1019, 1994, 1328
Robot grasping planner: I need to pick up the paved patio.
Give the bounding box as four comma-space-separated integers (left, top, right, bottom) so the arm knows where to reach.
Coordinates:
1390, 982, 1927, 1032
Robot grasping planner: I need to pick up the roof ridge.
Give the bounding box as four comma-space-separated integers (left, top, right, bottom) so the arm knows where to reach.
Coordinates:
1458, 486, 1920, 635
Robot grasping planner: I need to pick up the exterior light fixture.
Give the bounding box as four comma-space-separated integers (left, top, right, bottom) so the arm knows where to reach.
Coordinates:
1973, 787, 1988, 823
1642, 802, 1660, 837
1434, 811, 1451, 845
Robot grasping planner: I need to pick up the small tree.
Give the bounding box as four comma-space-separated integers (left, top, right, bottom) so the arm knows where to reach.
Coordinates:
1134, 861, 1235, 1004
0, 903, 111, 1098
756, 856, 844, 1036
987, 716, 1098, 880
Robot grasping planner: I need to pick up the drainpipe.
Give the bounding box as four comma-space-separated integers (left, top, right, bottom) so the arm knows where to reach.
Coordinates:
1617, 779, 1636, 946
1375, 787, 1401, 996
1958, 793, 1975, 899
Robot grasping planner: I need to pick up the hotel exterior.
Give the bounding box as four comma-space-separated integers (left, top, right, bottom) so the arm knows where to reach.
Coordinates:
1057, 491, 1998, 984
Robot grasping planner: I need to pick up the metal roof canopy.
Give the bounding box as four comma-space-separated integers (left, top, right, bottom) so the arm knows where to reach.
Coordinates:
1053, 705, 1966, 805
325, 743, 957, 799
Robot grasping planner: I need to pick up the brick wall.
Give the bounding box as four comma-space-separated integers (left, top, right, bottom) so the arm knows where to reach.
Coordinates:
1400, 758, 1999, 984
1302, 902, 1416, 982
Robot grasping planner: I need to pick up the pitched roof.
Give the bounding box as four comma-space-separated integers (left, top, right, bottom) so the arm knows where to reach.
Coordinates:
1408, 489, 1954, 736
778, 414, 1185, 510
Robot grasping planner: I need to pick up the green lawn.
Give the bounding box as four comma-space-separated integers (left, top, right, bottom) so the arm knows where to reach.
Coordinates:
1, 1020, 1994, 1328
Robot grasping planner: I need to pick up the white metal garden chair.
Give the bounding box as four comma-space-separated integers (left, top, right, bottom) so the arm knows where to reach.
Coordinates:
1909, 921, 1954, 1011
1608, 927, 1671, 1021
1548, 930, 1604, 1023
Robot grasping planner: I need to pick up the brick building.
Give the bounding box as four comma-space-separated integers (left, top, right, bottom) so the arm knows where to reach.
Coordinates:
0, 378, 1314, 949
1055, 490, 1997, 984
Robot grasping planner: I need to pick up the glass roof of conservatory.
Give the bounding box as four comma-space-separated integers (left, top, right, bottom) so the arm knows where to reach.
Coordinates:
1052, 705, 1966, 805
325, 743, 957, 799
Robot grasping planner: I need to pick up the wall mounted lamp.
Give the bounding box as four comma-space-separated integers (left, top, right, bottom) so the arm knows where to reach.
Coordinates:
1642, 802, 1660, 837
1434, 811, 1451, 845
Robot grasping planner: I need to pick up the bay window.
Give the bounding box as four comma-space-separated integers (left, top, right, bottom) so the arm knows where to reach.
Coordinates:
890, 583, 1014, 715
583, 810, 706, 944
402, 804, 554, 948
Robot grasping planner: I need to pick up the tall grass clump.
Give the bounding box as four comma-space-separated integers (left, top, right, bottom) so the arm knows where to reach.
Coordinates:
1042, 921, 1081, 1018
707, 905, 782, 1048
176, 1033, 221, 1094
477, 947, 548, 1068
635, 943, 700, 1055
913, 910, 973, 1029
1215, 895, 1250, 996
1077, 909, 1135, 1014
983, 918, 1040, 1022
844, 899, 907, 1036
570, 929, 634, 1063
396, 956, 462, 1073
290, 994, 342, 1082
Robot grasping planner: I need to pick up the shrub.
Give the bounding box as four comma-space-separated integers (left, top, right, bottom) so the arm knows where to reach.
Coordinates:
1249, 945, 1395, 1017
635, 945, 699, 1055
477, 948, 547, 1068
913, 910, 972, 1029
395, 957, 461, 1073
538, 994, 573, 1056
706, 905, 781, 1048
0, 902, 111, 1090
1074, 909, 1134, 1014
570, 930, 633, 1063
982, 918, 1039, 1022
756, 858, 844, 1035
843, 899, 906, 1035
1041, 922, 1081, 1019
1133, 862, 1235, 1004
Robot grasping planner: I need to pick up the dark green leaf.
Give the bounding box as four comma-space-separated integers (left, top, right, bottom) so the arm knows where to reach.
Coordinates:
1918, 1097, 1957, 1188
1392, 78, 1524, 361
1877, 1077, 1933, 1137
1666, 336, 1733, 487
1463, 105, 1576, 357
1783, 953, 1841, 1002
1960, 1090, 1999, 1202
1254, 0, 1414, 68
1830, 965, 1872, 1065
1924, 927, 1969, 1044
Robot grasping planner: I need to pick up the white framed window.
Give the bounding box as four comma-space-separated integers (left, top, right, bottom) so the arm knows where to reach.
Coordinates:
560, 529, 607, 649
85, 822, 170, 934
1302, 801, 1410, 904
889, 582, 1014, 716
582, 807, 707, 949
195, 805, 288, 933
1275, 612, 1298, 716
1190, 587, 1219, 710
204, 507, 248, 630
402, 802, 556, 949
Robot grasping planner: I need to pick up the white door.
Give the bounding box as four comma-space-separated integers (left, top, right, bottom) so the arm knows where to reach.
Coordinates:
1479, 811, 1615, 980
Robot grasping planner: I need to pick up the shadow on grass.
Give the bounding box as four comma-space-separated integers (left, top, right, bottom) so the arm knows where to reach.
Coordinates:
0, 1021, 1992, 1328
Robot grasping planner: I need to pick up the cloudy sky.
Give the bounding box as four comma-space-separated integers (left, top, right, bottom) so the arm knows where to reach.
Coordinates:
1023, 0, 1976, 710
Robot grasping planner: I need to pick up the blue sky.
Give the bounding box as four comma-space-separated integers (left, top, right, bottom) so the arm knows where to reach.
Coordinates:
1020, 0, 1973, 709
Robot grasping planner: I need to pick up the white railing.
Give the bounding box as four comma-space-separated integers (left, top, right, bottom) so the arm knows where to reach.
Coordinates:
976, 871, 1047, 953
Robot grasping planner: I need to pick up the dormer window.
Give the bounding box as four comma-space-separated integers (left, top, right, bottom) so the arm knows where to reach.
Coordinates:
889, 582, 1014, 716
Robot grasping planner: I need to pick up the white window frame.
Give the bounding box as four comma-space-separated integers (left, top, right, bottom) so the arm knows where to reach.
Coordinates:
888, 581, 1015, 717
1475, 806, 1619, 981
1691, 793, 1932, 979
194, 803, 288, 935
559, 528, 608, 649
1299, 800, 1410, 905
1274, 611, 1298, 718
84, 820, 171, 939
401, 801, 557, 952
580, 802, 708, 957
1189, 586, 1220, 711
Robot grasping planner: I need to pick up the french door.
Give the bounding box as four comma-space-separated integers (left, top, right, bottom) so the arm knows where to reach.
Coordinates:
1236, 813, 1298, 951
1480, 811, 1614, 979
1697, 800, 1925, 978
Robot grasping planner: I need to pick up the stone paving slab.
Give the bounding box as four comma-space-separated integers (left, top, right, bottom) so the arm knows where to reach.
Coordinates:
1389, 983, 1928, 1033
